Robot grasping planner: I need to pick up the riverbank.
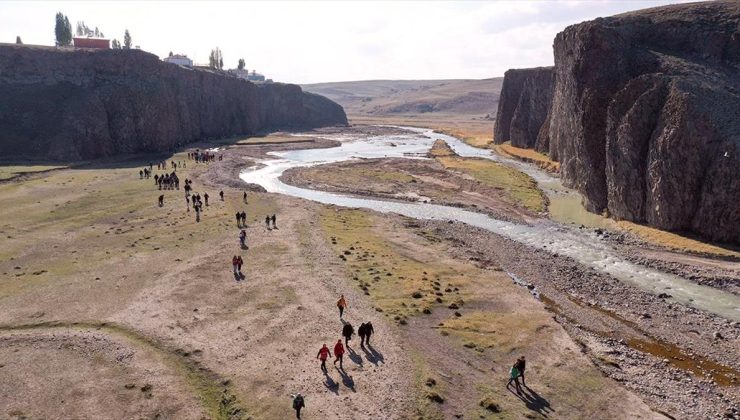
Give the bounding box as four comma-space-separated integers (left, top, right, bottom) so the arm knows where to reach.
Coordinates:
1, 126, 737, 419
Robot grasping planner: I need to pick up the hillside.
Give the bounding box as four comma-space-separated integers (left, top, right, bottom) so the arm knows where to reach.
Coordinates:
0, 44, 347, 161
302, 78, 502, 118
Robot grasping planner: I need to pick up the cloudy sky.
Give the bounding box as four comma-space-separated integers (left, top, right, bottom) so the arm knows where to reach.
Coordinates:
1, 1, 690, 84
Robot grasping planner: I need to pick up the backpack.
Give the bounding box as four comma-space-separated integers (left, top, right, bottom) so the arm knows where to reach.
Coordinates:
293, 395, 304, 409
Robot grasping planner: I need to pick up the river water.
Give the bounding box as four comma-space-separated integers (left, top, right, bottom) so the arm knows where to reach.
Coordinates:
240, 127, 740, 321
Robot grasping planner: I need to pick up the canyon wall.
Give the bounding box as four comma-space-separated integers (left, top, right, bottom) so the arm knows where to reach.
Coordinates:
492, 67, 553, 150
0, 44, 347, 161
494, 2, 740, 244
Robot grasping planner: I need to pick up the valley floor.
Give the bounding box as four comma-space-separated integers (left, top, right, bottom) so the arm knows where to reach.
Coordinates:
0, 126, 737, 419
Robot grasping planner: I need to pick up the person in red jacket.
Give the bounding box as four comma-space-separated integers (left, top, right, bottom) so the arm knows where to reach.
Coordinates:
316, 344, 332, 373
232, 256, 239, 276
333, 339, 345, 369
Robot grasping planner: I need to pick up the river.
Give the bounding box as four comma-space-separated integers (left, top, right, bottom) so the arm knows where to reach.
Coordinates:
240, 127, 740, 321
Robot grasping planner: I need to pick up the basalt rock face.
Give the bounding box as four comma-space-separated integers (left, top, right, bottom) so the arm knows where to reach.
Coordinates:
493, 67, 554, 150
0, 45, 347, 161
496, 2, 740, 243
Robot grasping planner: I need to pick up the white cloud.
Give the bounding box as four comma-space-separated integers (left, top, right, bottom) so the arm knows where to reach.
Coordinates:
0, 0, 693, 83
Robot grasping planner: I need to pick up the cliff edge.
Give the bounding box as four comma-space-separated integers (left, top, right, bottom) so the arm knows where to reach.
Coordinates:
493, 67, 553, 151
494, 2, 739, 244
0, 44, 347, 161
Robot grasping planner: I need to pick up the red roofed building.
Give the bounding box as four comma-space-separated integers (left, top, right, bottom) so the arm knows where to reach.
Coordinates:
73, 37, 110, 49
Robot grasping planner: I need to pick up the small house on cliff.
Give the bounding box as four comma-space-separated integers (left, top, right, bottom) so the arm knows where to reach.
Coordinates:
73, 37, 110, 49
229, 68, 266, 82
163, 54, 193, 67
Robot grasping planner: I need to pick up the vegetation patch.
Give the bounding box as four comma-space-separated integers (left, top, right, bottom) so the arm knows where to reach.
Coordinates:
320, 207, 473, 322
428, 139, 546, 213
493, 143, 560, 173
410, 350, 445, 420
437, 311, 550, 354
436, 155, 545, 213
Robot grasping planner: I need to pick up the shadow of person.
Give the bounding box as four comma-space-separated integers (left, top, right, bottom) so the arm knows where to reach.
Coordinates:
347, 346, 363, 366
239, 272, 246, 281
364, 344, 385, 365
511, 386, 554, 418
323, 372, 339, 395
337, 367, 356, 393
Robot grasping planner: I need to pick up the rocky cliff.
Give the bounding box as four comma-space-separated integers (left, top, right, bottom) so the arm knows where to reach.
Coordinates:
495, 2, 740, 244
493, 67, 553, 150
0, 44, 347, 161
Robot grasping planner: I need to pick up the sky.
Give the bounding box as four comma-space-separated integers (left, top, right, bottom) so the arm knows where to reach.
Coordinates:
1, 0, 692, 84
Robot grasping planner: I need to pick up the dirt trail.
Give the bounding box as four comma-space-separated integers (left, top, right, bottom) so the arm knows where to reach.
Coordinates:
111, 195, 415, 419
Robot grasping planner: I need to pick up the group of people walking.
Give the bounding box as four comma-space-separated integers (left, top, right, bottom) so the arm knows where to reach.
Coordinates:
506, 356, 527, 393
315, 296, 375, 372
265, 214, 277, 229
188, 150, 219, 163
155, 172, 180, 190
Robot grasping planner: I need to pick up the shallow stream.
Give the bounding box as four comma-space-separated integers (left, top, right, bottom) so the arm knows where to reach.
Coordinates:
240, 127, 740, 321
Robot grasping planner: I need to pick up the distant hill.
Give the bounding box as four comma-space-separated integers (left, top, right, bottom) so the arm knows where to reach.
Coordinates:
302, 78, 503, 118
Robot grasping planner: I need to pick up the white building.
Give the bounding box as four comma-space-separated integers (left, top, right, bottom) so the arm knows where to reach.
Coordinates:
163, 54, 193, 67
229, 68, 266, 82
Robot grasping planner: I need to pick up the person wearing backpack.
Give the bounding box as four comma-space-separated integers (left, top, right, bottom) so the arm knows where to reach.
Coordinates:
342, 322, 355, 347
290, 393, 305, 419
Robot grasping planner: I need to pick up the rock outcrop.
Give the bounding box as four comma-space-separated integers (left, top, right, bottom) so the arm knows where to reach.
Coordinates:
0, 44, 347, 161
494, 2, 740, 244
493, 67, 553, 150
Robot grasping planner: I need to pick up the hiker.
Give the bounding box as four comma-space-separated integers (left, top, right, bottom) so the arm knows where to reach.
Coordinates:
342, 322, 354, 347
158, 195, 164, 207
239, 229, 247, 248
337, 295, 347, 318
333, 339, 345, 369
291, 393, 305, 419
232, 255, 239, 276
139, 170, 143, 179
235, 212, 241, 227
204, 192, 209, 206
236, 255, 243, 274
243, 191, 248, 203
316, 344, 331, 373
240, 211, 247, 226
364, 321, 374, 345
358, 323, 367, 347
271, 214, 277, 229
154, 174, 159, 186
219, 190, 224, 201
515, 356, 526, 387
265, 215, 271, 229
507, 362, 522, 394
